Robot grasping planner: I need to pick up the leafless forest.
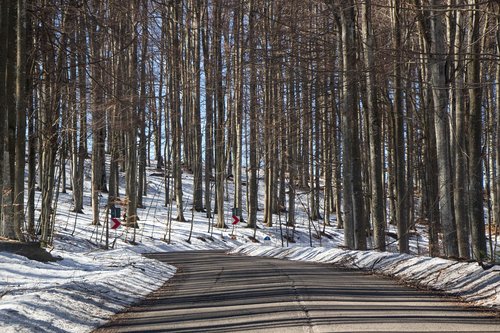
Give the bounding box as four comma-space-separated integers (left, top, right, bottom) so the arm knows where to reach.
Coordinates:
1, 0, 499, 260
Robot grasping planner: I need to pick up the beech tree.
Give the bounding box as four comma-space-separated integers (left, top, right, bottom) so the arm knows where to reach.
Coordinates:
467, 0, 486, 259
360, 0, 385, 251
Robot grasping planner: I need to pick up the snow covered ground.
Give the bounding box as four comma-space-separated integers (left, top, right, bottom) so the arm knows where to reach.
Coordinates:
0, 167, 499, 332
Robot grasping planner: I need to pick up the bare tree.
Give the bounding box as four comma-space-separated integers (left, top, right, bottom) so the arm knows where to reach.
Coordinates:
392, 0, 409, 253
247, 0, 258, 229
360, 0, 385, 251
467, 0, 486, 259
416, 0, 459, 257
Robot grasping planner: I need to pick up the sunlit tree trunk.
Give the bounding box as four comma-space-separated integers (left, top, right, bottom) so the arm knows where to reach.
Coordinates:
451, 4, 470, 258
247, 0, 258, 229
192, 0, 204, 212
90, 0, 106, 226
233, 3, 244, 220
137, 0, 149, 209
417, 0, 459, 257
214, 1, 226, 228
125, 0, 139, 231
71, 10, 87, 214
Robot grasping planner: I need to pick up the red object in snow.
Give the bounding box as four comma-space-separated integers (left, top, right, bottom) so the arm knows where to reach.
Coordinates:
232, 215, 240, 225
110, 217, 121, 229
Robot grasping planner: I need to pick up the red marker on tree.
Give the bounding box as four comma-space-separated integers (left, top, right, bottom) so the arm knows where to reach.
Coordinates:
232, 208, 239, 225
110, 217, 121, 229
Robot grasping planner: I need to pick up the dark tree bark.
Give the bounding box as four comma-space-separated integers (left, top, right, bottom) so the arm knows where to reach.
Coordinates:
340, 1, 367, 250
361, 0, 385, 251
467, 0, 486, 260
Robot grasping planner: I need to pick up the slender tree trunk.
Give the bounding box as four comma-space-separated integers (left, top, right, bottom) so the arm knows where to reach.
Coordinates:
0, 0, 8, 223
263, 4, 274, 227
192, 0, 203, 212
71, 10, 87, 214
392, 0, 409, 253
201, 1, 214, 219
137, 0, 148, 209
214, 1, 226, 229
339, 10, 354, 248
333, 23, 344, 230
495, 10, 500, 232
26, 18, 35, 235
233, 3, 244, 220
90, 2, 106, 226
340, 2, 367, 250
287, 39, 297, 227
361, 0, 385, 251
247, 0, 258, 229
40, 0, 65, 246
13, 0, 26, 241
452, 5, 470, 258
125, 1, 139, 232
171, 1, 185, 222
467, 0, 486, 259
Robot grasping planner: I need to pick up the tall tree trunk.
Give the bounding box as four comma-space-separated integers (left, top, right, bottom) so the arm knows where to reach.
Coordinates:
392, 0, 409, 253
263, 2, 274, 227
71, 10, 87, 214
125, 0, 139, 232
214, 1, 226, 229
13, 0, 27, 241
90, 1, 106, 226
467, 0, 486, 259
413, 26, 441, 256
287, 40, 297, 227
171, 1, 185, 222
428, 1, 459, 257
495, 8, 500, 233
361, 0, 385, 251
26, 19, 35, 236
0, 0, 8, 223
39, 0, 65, 246
247, 0, 258, 229
340, 2, 367, 250
200, 0, 213, 220
233, 3, 244, 220
192, 0, 204, 212
452, 5, 470, 258
1, 0, 17, 239
137, 0, 148, 209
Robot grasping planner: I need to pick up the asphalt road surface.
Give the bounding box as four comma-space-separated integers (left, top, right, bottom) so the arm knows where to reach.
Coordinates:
96, 250, 500, 332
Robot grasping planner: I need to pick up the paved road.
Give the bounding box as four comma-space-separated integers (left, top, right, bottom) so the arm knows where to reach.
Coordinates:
96, 251, 500, 332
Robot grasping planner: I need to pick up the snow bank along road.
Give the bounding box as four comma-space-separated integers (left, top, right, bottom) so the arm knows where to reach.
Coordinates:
95, 251, 500, 332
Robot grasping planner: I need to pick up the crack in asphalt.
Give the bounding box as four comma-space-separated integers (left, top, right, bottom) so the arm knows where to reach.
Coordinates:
271, 261, 314, 333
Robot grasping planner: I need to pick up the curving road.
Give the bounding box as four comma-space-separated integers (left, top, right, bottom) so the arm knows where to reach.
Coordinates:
96, 251, 500, 332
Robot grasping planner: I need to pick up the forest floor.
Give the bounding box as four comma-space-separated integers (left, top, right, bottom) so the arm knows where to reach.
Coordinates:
0, 164, 499, 332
